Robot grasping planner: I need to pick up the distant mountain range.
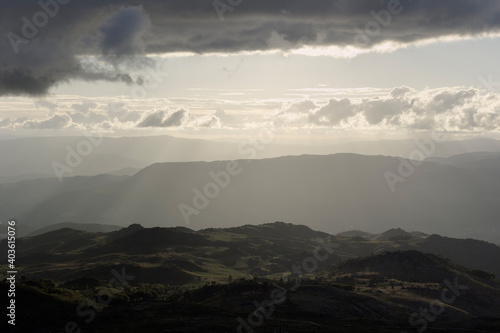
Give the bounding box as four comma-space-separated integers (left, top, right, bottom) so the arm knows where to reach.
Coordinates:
1, 152, 500, 243
25, 222, 123, 237
2, 135, 500, 182
427, 151, 500, 169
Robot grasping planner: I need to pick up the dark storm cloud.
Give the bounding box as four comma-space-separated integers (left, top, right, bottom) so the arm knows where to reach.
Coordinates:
2, 0, 500, 96
100, 6, 151, 56
0, 1, 148, 96
141, 0, 500, 53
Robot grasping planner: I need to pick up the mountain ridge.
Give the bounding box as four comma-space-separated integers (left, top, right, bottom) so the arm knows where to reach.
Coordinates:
2, 222, 499, 279
2, 153, 499, 242
1, 221, 499, 332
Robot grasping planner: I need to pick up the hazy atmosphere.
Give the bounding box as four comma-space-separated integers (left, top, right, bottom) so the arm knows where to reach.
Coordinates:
1, 1, 500, 332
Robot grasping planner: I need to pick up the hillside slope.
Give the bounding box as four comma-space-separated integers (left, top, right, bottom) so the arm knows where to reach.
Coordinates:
2, 226, 499, 332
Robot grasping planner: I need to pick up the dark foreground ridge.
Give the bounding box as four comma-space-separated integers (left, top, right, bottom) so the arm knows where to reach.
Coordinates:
1, 222, 499, 332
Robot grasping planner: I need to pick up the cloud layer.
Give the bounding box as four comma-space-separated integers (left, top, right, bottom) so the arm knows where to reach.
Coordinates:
275, 86, 500, 131
0, 3, 151, 96
2, 1, 500, 95
1, 87, 500, 133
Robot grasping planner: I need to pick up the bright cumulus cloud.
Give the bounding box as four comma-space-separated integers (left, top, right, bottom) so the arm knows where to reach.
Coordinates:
1, 87, 500, 135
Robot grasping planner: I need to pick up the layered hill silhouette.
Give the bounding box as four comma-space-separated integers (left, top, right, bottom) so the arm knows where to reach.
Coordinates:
2, 222, 499, 282
1, 153, 500, 243
2, 136, 500, 182
427, 151, 500, 169
26, 222, 123, 237
1, 222, 499, 332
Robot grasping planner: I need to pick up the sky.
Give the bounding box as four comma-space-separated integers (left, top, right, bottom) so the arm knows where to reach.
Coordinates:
1, 0, 500, 143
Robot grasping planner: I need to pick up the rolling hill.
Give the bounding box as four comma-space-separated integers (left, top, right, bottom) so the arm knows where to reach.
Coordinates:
1, 222, 499, 332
